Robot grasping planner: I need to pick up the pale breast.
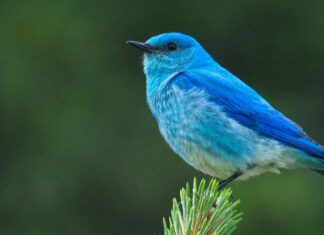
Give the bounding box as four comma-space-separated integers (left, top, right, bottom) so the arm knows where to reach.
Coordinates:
148, 82, 299, 179
150, 84, 245, 178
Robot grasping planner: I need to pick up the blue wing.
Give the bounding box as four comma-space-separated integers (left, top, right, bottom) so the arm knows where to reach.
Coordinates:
172, 70, 324, 160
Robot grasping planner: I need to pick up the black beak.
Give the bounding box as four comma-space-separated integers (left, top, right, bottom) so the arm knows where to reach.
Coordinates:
126, 40, 155, 53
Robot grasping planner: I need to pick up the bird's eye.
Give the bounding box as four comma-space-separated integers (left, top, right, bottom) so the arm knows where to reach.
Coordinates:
167, 42, 178, 51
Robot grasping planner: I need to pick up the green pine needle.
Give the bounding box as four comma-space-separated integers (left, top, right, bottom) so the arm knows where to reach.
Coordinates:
163, 178, 242, 235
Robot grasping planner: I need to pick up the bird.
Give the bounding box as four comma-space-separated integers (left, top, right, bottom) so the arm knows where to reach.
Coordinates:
127, 32, 324, 189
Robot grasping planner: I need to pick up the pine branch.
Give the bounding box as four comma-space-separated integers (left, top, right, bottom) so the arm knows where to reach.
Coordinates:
163, 178, 242, 235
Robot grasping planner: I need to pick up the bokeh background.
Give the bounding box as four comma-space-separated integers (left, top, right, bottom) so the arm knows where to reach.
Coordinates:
1, 0, 323, 234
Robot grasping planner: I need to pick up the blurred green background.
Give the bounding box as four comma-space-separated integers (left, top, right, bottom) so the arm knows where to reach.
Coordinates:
1, 0, 323, 234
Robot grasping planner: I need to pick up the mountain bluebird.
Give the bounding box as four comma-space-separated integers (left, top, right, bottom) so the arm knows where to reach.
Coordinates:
127, 32, 323, 188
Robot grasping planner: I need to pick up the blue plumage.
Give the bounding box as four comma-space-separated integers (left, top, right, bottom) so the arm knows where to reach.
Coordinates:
127, 32, 323, 183
174, 71, 324, 159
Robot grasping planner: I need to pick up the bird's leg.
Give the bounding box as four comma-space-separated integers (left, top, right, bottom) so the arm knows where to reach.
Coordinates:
218, 172, 242, 191
212, 172, 242, 208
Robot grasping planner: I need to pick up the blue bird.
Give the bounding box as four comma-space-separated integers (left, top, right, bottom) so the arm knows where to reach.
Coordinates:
127, 32, 324, 188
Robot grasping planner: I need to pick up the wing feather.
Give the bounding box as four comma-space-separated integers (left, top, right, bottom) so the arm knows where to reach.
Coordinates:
172, 70, 324, 159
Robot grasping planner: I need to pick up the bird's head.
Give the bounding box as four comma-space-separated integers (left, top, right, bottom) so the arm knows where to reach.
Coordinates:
127, 32, 214, 79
